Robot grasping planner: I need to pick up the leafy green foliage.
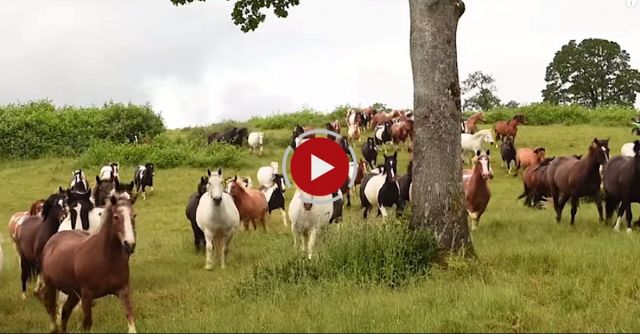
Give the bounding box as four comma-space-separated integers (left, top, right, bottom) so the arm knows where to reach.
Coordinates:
169, 0, 301, 33
0, 100, 165, 159
78, 135, 248, 169
542, 39, 640, 108
462, 71, 502, 111
236, 220, 438, 298
247, 107, 338, 130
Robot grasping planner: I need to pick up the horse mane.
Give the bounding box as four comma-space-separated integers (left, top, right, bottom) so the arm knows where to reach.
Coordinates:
29, 199, 45, 216
41, 192, 64, 221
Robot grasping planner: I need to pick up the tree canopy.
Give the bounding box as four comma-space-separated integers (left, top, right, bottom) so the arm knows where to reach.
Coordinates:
542, 38, 640, 108
170, 0, 300, 32
462, 71, 501, 111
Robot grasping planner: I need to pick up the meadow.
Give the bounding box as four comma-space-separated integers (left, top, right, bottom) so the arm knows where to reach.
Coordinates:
2, 123, 640, 332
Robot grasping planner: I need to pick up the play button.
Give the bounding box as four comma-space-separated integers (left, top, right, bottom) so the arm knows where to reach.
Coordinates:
290, 137, 350, 196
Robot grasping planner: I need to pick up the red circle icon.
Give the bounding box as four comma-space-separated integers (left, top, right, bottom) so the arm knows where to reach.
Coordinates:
290, 137, 350, 196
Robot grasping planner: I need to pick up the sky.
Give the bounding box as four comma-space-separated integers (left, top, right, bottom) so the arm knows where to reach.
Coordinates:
1, 0, 639, 129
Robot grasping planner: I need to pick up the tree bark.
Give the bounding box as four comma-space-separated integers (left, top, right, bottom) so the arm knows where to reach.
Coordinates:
408, 0, 475, 257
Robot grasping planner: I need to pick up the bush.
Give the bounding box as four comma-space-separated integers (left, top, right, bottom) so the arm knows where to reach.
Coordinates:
78, 135, 248, 169
247, 107, 337, 130
236, 220, 438, 298
0, 100, 165, 159
463, 103, 637, 126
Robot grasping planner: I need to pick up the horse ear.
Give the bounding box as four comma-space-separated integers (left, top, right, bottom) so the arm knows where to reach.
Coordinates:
217, 168, 222, 176
109, 195, 118, 206
486, 150, 491, 156
207, 169, 212, 177
96, 175, 101, 184
476, 150, 481, 157
233, 175, 238, 182
58, 186, 64, 194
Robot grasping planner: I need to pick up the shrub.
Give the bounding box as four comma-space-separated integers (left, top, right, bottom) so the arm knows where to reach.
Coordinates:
236, 220, 438, 298
0, 100, 165, 159
247, 107, 336, 130
78, 135, 248, 169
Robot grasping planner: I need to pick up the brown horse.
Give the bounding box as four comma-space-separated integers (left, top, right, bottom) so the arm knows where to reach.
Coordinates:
515, 147, 546, 176
390, 121, 411, 145
493, 114, 526, 147
39, 195, 137, 333
546, 138, 610, 224
370, 110, 400, 129
464, 150, 493, 230
362, 106, 377, 129
15, 189, 69, 299
518, 157, 555, 208
464, 112, 485, 134
229, 176, 268, 231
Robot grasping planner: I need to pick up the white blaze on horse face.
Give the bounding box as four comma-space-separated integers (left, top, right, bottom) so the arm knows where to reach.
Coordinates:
601, 146, 610, 162
118, 206, 136, 246
479, 157, 492, 179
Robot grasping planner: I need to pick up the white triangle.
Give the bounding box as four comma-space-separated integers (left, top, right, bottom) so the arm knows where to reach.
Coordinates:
311, 154, 334, 181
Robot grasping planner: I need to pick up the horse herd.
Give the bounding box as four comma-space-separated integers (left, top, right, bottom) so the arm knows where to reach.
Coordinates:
2, 107, 640, 332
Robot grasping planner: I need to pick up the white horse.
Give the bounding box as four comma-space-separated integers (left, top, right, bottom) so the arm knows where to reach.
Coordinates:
196, 168, 240, 270
288, 190, 333, 259
461, 129, 494, 163
622, 142, 636, 157
247, 132, 264, 155
257, 162, 279, 189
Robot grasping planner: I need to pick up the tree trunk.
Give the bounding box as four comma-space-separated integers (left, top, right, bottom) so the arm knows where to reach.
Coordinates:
408, 0, 475, 257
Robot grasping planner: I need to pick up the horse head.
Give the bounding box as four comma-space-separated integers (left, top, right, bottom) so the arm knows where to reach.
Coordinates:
207, 168, 224, 206
145, 163, 156, 177
198, 176, 209, 195
29, 199, 46, 216
474, 150, 494, 180
590, 138, 610, 165
115, 179, 135, 199
383, 152, 398, 181
107, 194, 137, 255
44, 189, 70, 224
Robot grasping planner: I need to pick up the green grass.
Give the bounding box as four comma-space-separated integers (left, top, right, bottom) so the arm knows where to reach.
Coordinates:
2, 124, 640, 332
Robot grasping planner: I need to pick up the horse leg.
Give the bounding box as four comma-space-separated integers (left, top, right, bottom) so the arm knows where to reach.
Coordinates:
60, 293, 80, 333
204, 231, 214, 270
70, 209, 78, 230
252, 219, 257, 231
307, 228, 318, 260
291, 222, 299, 249
569, 196, 579, 225
593, 193, 604, 223
614, 203, 626, 232
605, 198, 618, 226
20, 256, 29, 300
379, 206, 389, 219
555, 193, 569, 223
280, 208, 288, 226
42, 284, 60, 333
261, 217, 267, 233
80, 206, 90, 231
117, 285, 137, 333
346, 191, 351, 207
81, 294, 94, 332
141, 185, 146, 200
624, 200, 633, 234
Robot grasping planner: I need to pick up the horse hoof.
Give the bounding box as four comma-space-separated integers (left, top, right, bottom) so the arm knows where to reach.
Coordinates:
204, 265, 213, 271
21, 292, 27, 300
627, 228, 633, 234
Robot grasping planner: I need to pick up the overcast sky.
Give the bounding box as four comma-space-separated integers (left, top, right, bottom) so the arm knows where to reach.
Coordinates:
1, 0, 639, 129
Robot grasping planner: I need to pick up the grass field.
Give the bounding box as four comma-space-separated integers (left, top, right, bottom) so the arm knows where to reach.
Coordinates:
2, 124, 640, 332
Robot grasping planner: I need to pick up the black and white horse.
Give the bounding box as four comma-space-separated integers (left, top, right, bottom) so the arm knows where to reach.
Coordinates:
134, 163, 155, 200
361, 137, 379, 169
359, 152, 402, 219
373, 121, 393, 153
262, 173, 288, 226
99, 162, 120, 183
185, 176, 208, 252
69, 169, 89, 193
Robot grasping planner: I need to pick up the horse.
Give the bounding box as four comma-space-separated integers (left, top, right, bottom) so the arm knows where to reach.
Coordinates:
348, 123, 361, 143
247, 132, 264, 155
621, 142, 636, 157
391, 121, 411, 145
361, 137, 379, 169
195, 168, 240, 270
14, 189, 69, 299
518, 157, 555, 208
257, 162, 280, 189
290, 125, 314, 149
262, 173, 288, 226
546, 138, 610, 225
461, 129, 495, 164
493, 114, 526, 147
186, 176, 209, 252
398, 160, 413, 208
64, 189, 95, 231
360, 152, 403, 219
225, 176, 252, 193
99, 163, 120, 183
374, 122, 393, 153
370, 110, 400, 129
515, 147, 546, 176
352, 159, 368, 190
362, 106, 377, 129
330, 190, 345, 224
603, 140, 640, 233
500, 136, 517, 175
464, 112, 484, 134
134, 163, 155, 200
346, 109, 364, 132
464, 150, 493, 230
288, 189, 334, 259
210, 127, 249, 146
93, 177, 134, 207
69, 170, 89, 193
229, 176, 268, 231
39, 194, 138, 333
8, 199, 46, 245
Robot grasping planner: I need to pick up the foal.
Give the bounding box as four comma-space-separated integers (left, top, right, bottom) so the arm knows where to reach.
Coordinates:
40, 195, 138, 333
229, 176, 268, 231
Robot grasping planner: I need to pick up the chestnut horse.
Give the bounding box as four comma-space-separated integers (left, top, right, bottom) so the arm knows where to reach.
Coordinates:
546, 138, 610, 225
464, 112, 484, 134
464, 150, 493, 230
515, 147, 546, 176
15, 189, 69, 299
493, 114, 526, 147
229, 176, 268, 231
39, 195, 138, 333
370, 110, 400, 129
518, 157, 555, 208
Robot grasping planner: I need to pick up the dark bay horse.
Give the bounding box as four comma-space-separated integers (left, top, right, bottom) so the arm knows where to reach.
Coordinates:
493, 114, 526, 147
186, 176, 209, 252
518, 157, 555, 208
39, 195, 138, 333
546, 138, 610, 225
14, 189, 69, 299
603, 140, 640, 232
